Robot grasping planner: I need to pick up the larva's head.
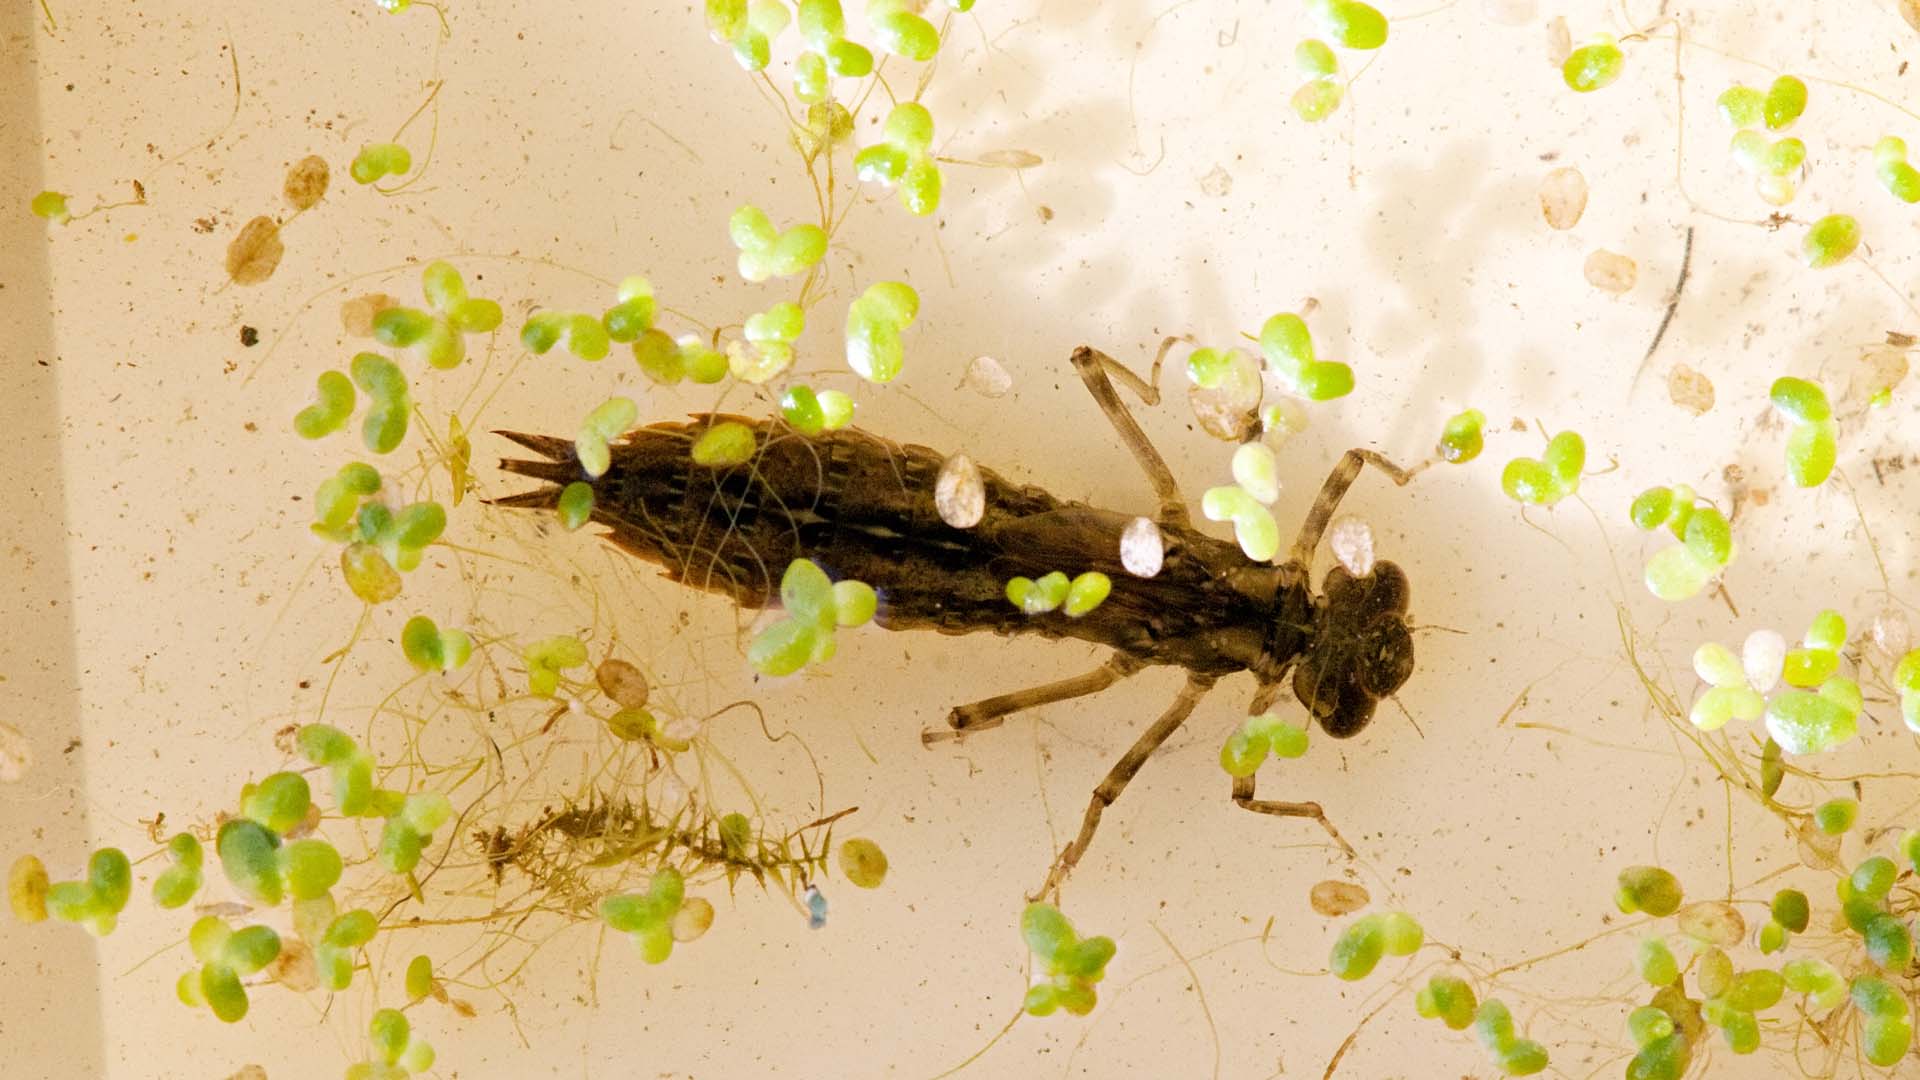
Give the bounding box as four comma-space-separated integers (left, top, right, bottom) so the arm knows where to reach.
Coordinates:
1290, 561, 1415, 738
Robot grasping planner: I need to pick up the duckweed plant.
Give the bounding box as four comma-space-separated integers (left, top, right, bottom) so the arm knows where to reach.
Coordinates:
16, 2, 1920, 1079
14, 1, 994, 1069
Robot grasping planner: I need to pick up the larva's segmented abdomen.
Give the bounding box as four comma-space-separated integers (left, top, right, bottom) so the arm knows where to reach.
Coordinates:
497, 415, 1297, 676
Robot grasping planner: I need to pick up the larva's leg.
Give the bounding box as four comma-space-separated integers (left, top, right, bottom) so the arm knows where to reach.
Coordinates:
1230, 773, 1357, 858
1070, 342, 1191, 529
1031, 673, 1214, 901
1233, 682, 1356, 856
1287, 449, 1424, 569
926, 654, 1146, 743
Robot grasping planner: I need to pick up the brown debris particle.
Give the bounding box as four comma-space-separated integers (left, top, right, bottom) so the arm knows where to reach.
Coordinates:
283, 155, 330, 211
1584, 249, 1638, 294
341, 293, 397, 336
1538, 167, 1588, 230
224, 216, 284, 286
594, 658, 650, 710
1309, 879, 1370, 917
1666, 364, 1714, 415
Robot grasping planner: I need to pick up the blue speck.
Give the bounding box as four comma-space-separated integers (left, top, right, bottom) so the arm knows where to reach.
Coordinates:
805, 885, 828, 929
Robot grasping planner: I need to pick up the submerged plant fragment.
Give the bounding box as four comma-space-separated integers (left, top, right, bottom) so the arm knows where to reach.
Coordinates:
1769, 376, 1837, 486
1021, 903, 1116, 1017
845, 282, 919, 383
1328, 911, 1423, 980
350, 143, 412, 185
748, 559, 878, 676
1630, 485, 1733, 600
1802, 214, 1859, 269
730, 205, 828, 282
1562, 34, 1623, 93
293, 369, 355, 439
374, 261, 502, 370
1306, 0, 1388, 50
1219, 711, 1309, 778
30, 190, 72, 225
1501, 430, 1584, 506
601, 866, 697, 963
854, 102, 942, 214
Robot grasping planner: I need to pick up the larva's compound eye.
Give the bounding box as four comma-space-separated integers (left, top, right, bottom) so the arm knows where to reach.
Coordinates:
1293, 561, 1414, 739
1357, 618, 1415, 700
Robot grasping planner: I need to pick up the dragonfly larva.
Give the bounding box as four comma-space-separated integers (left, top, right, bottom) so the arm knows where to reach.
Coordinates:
499, 346, 1419, 897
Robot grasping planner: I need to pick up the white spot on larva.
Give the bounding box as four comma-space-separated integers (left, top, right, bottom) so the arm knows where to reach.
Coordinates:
1329, 516, 1375, 578
1120, 516, 1164, 578
936, 453, 986, 528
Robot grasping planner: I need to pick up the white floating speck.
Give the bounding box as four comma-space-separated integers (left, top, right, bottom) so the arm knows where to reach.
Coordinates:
1482, 0, 1536, 26
1545, 16, 1572, 66
1869, 609, 1911, 661
1260, 398, 1309, 442
935, 453, 986, 528
961, 355, 1012, 398
1120, 516, 1164, 578
1742, 629, 1786, 695
1328, 516, 1375, 578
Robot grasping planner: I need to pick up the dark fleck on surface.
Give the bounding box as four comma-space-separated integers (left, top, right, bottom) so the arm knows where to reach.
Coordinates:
240, 325, 259, 347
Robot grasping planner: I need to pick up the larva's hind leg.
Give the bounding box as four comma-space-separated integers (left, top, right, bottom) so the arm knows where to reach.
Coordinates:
1230, 773, 1357, 858
1030, 673, 1214, 901
1070, 342, 1192, 529
1227, 680, 1357, 857
924, 654, 1145, 744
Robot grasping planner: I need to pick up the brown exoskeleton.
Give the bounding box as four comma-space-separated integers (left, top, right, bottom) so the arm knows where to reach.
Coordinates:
497, 345, 1420, 899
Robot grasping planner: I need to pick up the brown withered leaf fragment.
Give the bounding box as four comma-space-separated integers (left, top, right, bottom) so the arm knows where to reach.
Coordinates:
341, 293, 397, 336
595, 658, 650, 709
1886, 330, 1916, 348
1309, 879, 1370, 917
1853, 349, 1909, 404
978, 149, 1043, 169
266, 936, 317, 992
1675, 901, 1744, 947
1584, 249, 1637, 294
1794, 815, 1841, 871
1538, 167, 1587, 230
284, 155, 330, 210
1667, 364, 1714, 415
225, 216, 284, 285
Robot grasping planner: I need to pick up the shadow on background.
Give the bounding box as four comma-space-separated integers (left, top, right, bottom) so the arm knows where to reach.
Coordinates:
0, 7, 106, 1073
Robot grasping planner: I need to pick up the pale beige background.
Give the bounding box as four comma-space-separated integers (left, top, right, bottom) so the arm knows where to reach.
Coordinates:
4, 2, 1918, 1078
